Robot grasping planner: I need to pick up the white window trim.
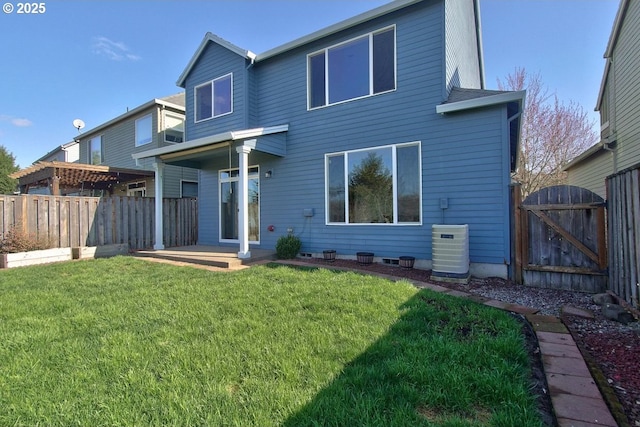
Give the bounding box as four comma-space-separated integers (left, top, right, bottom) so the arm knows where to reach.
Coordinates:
307, 25, 397, 111
88, 135, 103, 165
194, 73, 234, 123
324, 141, 422, 226
135, 113, 153, 147
180, 179, 198, 198
163, 111, 185, 144
127, 180, 147, 197
218, 166, 260, 244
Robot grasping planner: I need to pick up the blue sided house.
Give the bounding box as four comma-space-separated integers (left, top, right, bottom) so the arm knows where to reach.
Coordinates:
134, 0, 525, 279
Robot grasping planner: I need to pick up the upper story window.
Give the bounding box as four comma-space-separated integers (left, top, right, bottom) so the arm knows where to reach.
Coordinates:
195, 73, 233, 122
164, 111, 185, 143
135, 114, 153, 147
326, 141, 421, 225
308, 26, 396, 110
89, 135, 102, 165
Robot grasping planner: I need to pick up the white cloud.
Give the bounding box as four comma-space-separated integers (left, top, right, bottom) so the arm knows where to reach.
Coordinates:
11, 118, 33, 127
92, 36, 141, 61
0, 115, 33, 127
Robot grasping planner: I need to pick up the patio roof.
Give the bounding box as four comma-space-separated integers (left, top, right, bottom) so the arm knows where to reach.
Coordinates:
10, 161, 154, 194
132, 125, 289, 168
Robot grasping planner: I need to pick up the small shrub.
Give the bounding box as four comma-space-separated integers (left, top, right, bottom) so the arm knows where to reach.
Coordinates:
0, 226, 53, 254
275, 234, 301, 259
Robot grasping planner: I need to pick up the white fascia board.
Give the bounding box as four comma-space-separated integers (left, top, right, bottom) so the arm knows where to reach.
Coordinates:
230, 124, 289, 140
473, 0, 485, 89
562, 142, 605, 171
61, 140, 78, 150
435, 90, 525, 114
595, 59, 611, 111
255, 0, 422, 62
177, 33, 255, 87
155, 99, 186, 112
604, 0, 629, 58
132, 124, 289, 160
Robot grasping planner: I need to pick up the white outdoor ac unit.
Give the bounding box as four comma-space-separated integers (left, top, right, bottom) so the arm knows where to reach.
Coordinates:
431, 224, 470, 283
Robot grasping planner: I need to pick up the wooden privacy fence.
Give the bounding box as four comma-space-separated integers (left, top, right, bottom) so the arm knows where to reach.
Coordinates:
514, 185, 608, 293
0, 195, 197, 250
607, 166, 640, 308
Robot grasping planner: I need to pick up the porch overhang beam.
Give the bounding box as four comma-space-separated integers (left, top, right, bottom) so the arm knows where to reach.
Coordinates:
132, 124, 289, 164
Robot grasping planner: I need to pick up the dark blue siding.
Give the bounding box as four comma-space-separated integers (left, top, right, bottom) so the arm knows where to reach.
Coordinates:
184, 43, 249, 141
197, 169, 219, 245
184, 0, 513, 272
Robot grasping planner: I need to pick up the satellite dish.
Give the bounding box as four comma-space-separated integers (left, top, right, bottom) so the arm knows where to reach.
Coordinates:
73, 119, 85, 131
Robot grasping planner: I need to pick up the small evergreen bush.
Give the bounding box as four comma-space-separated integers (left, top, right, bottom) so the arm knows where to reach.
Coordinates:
275, 234, 301, 259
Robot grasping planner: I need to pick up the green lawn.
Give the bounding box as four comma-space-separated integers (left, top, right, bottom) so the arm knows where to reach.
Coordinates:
0, 257, 544, 426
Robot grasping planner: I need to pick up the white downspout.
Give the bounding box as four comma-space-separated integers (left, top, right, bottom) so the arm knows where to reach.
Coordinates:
153, 160, 165, 250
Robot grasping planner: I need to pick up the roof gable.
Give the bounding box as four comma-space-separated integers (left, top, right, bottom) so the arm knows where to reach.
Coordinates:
177, 33, 256, 88
177, 0, 484, 86
596, 0, 631, 110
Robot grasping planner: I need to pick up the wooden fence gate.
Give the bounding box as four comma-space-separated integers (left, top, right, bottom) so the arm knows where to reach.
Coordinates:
514, 185, 607, 292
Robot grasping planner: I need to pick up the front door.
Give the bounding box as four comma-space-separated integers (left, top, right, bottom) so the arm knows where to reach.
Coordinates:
219, 167, 260, 243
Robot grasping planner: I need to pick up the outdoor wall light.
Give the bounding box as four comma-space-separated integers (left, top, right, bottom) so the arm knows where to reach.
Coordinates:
264, 170, 273, 178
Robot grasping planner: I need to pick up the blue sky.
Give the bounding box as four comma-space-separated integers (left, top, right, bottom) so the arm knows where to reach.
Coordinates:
0, 0, 618, 168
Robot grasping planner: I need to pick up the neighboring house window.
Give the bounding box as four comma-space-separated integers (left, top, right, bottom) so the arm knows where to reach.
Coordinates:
127, 181, 146, 197
136, 114, 152, 147
89, 135, 102, 165
164, 111, 185, 143
326, 142, 421, 224
181, 180, 198, 197
308, 26, 395, 109
135, 114, 153, 147
195, 73, 233, 122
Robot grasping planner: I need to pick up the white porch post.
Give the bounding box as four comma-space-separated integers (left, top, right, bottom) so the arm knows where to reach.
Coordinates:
236, 143, 254, 259
153, 160, 165, 250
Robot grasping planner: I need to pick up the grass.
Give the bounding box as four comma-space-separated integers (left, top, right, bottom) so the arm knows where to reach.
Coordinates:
0, 257, 544, 426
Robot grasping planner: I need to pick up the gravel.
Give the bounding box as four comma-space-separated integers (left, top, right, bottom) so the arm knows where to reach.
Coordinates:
303, 258, 640, 426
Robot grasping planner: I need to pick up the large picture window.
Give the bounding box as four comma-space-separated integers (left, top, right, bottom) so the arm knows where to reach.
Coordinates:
326, 142, 421, 224
309, 26, 395, 109
195, 73, 233, 122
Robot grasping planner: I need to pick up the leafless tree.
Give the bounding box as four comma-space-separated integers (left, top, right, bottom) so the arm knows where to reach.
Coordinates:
498, 68, 598, 197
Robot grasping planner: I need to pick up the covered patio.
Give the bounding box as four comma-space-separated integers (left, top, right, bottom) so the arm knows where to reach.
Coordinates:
132, 125, 288, 259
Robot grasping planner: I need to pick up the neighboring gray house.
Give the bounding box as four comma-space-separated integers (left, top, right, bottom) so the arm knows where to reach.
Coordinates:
36, 140, 80, 164
135, 0, 524, 279
75, 93, 198, 198
564, 0, 640, 197
14, 94, 198, 197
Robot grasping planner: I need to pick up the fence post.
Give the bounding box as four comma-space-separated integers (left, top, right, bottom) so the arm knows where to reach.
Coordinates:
512, 183, 523, 284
